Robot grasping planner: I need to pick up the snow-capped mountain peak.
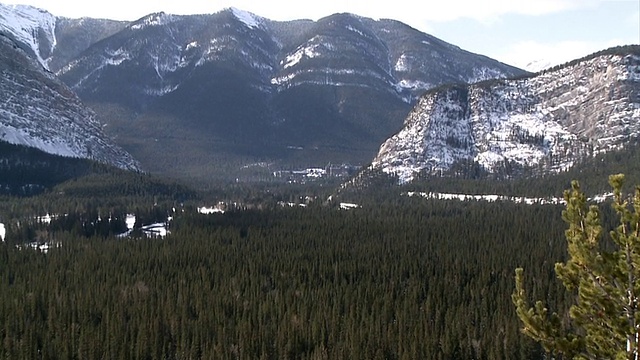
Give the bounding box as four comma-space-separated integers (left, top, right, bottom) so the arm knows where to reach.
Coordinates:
0, 3, 56, 69
228, 7, 263, 29
130, 12, 176, 30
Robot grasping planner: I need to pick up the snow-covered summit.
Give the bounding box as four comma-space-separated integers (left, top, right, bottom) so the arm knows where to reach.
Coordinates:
0, 3, 56, 69
228, 7, 263, 29
130, 12, 176, 30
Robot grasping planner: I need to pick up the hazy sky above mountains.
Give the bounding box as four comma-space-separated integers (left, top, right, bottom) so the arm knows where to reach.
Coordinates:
3, 0, 639, 71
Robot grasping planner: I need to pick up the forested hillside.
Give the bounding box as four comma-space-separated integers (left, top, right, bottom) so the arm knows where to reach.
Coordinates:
340, 140, 640, 204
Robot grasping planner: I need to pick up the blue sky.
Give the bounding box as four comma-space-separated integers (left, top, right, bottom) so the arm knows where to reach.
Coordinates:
433, 0, 640, 69
2, 0, 639, 70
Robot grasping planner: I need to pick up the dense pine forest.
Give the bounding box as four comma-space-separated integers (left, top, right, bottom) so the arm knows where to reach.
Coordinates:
2, 195, 578, 359
2, 140, 640, 359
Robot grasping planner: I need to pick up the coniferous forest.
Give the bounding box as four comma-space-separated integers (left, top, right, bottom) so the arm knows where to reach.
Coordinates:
1, 141, 638, 359
2, 195, 574, 359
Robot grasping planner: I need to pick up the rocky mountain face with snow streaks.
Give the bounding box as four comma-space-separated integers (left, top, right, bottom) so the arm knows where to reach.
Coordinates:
57, 10, 525, 105
58, 9, 281, 106
0, 3, 125, 71
0, 34, 139, 170
0, 3, 56, 69
371, 47, 640, 183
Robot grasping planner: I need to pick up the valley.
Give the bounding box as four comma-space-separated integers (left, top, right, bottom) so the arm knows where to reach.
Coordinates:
1, 2, 639, 359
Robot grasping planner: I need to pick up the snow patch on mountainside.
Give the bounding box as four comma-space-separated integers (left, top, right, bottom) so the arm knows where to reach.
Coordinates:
196, 36, 239, 66
144, 84, 180, 96
467, 67, 509, 84
345, 24, 365, 37
395, 79, 432, 92
185, 41, 198, 50
271, 67, 393, 89
230, 7, 262, 29
394, 54, 412, 72
280, 35, 335, 70
0, 122, 80, 157
283, 43, 322, 69
130, 13, 176, 30
0, 3, 56, 69
104, 47, 131, 66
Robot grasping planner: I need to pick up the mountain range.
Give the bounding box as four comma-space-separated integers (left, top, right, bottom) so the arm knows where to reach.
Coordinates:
0, 3, 525, 183
2, 3, 639, 188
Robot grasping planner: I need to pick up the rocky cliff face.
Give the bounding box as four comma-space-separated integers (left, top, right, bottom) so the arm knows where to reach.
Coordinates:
0, 34, 139, 170
371, 46, 640, 183
0, 3, 125, 71
0, 3, 56, 69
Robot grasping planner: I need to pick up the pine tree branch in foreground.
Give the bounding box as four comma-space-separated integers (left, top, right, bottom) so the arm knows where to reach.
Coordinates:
513, 174, 640, 360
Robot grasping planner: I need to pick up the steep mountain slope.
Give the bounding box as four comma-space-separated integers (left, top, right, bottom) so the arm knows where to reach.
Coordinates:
0, 3, 56, 69
49, 17, 127, 72
0, 3, 125, 71
49, 8, 524, 182
59, 10, 279, 109
370, 46, 640, 183
0, 34, 138, 170
363, 18, 517, 96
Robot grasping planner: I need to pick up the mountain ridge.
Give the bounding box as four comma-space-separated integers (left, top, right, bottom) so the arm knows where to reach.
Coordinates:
47, 7, 524, 182
369, 45, 640, 183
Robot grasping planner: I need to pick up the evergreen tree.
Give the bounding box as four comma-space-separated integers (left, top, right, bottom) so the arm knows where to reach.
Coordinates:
513, 174, 640, 360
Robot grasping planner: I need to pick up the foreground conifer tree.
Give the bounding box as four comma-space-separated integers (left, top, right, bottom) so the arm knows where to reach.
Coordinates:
513, 174, 640, 360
